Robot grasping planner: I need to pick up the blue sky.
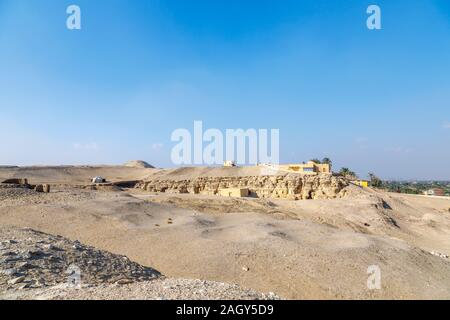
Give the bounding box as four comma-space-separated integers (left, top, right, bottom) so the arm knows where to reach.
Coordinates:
0, 0, 449, 180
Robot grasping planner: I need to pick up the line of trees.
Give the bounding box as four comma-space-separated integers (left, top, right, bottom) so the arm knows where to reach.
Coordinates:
308, 157, 383, 187
309, 157, 332, 165
368, 172, 383, 188
338, 167, 357, 179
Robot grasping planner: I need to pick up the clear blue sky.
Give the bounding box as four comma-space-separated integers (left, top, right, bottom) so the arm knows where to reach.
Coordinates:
1, 0, 449, 180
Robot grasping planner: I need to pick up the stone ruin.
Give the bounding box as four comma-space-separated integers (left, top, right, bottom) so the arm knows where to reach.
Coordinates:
1, 179, 50, 193
137, 174, 350, 200
1, 178, 29, 185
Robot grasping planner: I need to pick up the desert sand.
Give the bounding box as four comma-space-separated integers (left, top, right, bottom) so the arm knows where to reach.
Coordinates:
1, 165, 450, 299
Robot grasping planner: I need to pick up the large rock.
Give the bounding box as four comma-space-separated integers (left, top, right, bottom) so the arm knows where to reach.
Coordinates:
1, 178, 28, 185
34, 184, 50, 193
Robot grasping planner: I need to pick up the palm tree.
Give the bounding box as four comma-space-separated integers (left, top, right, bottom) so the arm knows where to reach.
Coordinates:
321, 157, 332, 165
368, 172, 382, 188
339, 167, 357, 179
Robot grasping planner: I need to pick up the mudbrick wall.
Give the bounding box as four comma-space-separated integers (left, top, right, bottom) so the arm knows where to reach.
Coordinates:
137, 174, 350, 200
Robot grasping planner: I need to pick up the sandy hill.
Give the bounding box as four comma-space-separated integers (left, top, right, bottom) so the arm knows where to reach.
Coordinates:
123, 160, 154, 169
0, 165, 159, 185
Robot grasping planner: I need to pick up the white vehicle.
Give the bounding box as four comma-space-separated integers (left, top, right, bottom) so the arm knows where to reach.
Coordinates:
223, 161, 236, 167
92, 176, 106, 184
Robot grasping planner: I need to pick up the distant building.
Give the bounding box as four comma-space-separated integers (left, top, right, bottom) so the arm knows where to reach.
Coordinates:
425, 188, 445, 196
278, 161, 331, 174
218, 188, 249, 198
353, 180, 369, 188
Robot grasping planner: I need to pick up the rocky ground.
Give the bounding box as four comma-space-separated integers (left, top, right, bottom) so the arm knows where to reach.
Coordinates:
0, 185, 95, 205
0, 226, 160, 290
0, 226, 278, 300
138, 173, 350, 200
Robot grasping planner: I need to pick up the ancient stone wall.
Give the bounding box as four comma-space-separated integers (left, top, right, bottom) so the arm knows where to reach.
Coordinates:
137, 174, 349, 200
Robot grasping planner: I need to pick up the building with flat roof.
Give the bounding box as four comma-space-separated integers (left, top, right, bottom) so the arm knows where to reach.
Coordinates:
218, 188, 249, 198
425, 188, 445, 196
278, 161, 331, 174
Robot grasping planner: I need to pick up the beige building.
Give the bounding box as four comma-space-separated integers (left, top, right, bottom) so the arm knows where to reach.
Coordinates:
278, 161, 331, 174
218, 188, 249, 198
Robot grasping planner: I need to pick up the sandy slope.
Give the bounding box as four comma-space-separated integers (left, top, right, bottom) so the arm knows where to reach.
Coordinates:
143, 166, 275, 180
0, 165, 271, 185
0, 227, 276, 300
0, 166, 450, 299
0, 165, 159, 185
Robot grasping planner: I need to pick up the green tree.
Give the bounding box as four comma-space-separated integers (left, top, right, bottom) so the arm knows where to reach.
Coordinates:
310, 158, 321, 164
321, 157, 332, 165
339, 167, 357, 179
368, 172, 383, 188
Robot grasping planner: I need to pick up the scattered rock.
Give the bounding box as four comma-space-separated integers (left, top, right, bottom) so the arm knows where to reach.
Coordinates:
72, 244, 83, 250
9, 275, 26, 285
116, 279, 134, 285
34, 184, 50, 193
17, 283, 30, 290
1, 268, 20, 276
17, 262, 34, 270
431, 251, 449, 259
43, 244, 61, 251
91, 177, 106, 184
